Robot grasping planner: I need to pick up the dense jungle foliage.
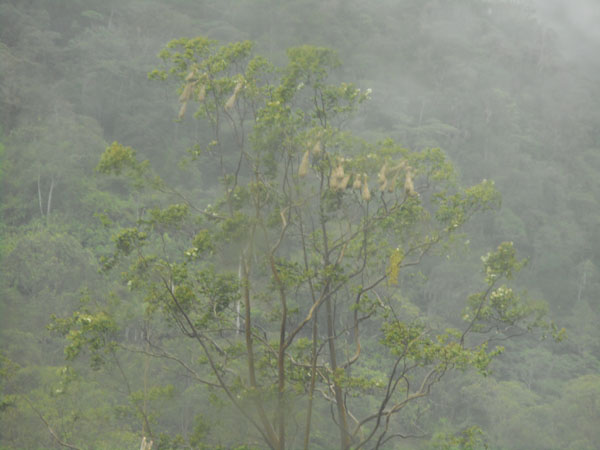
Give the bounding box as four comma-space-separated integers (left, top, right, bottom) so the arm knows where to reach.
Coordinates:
1, 0, 598, 449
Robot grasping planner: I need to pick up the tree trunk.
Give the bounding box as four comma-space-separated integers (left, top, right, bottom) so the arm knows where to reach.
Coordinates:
37, 173, 44, 217
237, 257, 242, 334
303, 310, 318, 450
242, 254, 280, 449
325, 293, 351, 450
46, 175, 54, 219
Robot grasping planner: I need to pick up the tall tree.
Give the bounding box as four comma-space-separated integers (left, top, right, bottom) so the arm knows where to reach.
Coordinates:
53, 38, 559, 450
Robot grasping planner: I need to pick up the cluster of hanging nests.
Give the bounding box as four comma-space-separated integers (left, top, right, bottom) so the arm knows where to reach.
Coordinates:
178, 68, 243, 119
178, 69, 417, 201
299, 141, 417, 200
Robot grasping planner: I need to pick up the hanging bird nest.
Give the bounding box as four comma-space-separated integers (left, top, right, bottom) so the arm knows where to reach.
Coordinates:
178, 101, 188, 119
197, 84, 206, 102
225, 79, 244, 112
298, 150, 310, 177
312, 140, 322, 155
179, 82, 195, 103
224, 93, 236, 112
404, 168, 416, 196
361, 174, 371, 201
330, 162, 345, 191
378, 161, 388, 191
185, 68, 197, 81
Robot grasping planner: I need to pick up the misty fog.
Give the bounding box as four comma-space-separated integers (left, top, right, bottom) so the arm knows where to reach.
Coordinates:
1, 1, 598, 449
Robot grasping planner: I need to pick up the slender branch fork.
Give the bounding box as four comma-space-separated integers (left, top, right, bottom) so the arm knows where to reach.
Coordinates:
24, 396, 82, 450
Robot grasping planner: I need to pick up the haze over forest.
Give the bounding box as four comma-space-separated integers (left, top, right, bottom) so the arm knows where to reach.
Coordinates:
1, 1, 599, 449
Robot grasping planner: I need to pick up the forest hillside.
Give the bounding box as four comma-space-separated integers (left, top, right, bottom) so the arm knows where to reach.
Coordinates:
1, 1, 598, 449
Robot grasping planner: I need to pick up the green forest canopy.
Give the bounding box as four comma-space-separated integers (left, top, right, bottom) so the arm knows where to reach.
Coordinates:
1, 1, 598, 449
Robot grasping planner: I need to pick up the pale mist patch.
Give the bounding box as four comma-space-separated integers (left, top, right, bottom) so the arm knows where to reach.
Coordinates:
531, 0, 600, 63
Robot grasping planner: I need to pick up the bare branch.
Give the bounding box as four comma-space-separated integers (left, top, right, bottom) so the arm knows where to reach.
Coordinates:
24, 396, 82, 450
